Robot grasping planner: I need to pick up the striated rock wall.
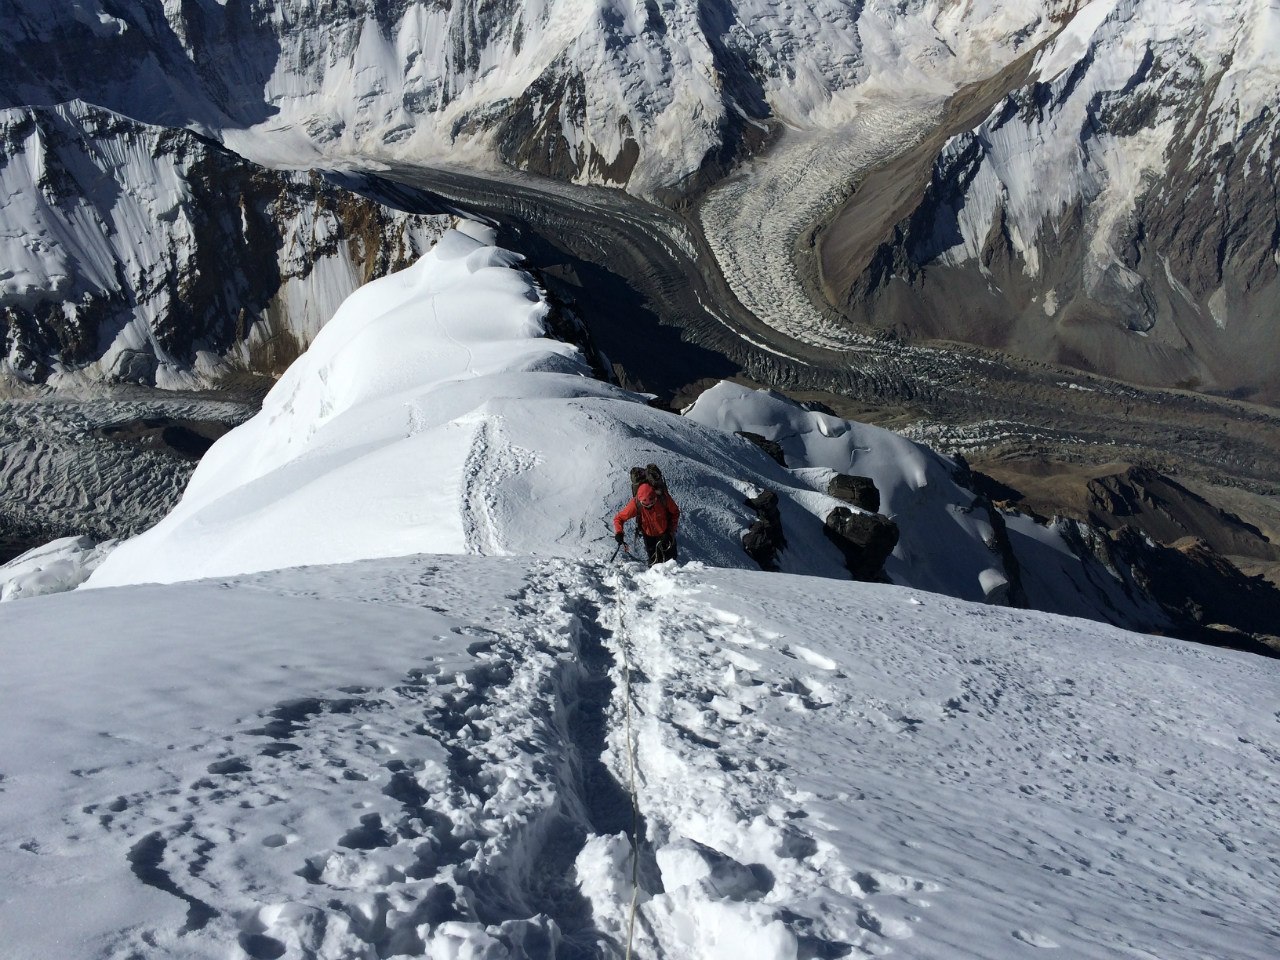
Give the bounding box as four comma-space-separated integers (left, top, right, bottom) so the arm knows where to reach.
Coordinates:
0, 101, 448, 388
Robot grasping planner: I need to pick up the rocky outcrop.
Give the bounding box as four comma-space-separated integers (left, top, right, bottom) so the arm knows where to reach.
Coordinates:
1085, 467, 1278, 562
824, 508, 900, 583
827, 474, 880, 513
1061, 521, 1280, 657
742, 488, 786, 571
735, 432, 787, 467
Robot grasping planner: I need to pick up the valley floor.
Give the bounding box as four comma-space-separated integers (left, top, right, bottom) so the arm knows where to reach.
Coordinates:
1, 555, 1276, 959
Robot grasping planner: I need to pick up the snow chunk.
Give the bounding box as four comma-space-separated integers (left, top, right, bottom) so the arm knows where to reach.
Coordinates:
0, 535, 117, 601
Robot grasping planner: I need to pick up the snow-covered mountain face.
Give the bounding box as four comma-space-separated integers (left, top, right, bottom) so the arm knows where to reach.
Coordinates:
0, 100, 447, 388
830, 0, 1280, 402
2, 0, 1071, 197
6, 0, 1276, 401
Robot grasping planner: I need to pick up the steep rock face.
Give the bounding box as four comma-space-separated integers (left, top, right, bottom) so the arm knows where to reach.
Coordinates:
1053, 520, 1280, 655
1085, 466, 1279, 562
824, 507, 899, 582
832, 0, 1280, 402
742, 487, 786, 571
0, 101, 447, 388
827, 473, 880, 512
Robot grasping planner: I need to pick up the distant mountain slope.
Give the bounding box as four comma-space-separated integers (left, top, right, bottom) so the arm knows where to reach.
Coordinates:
5, 1, 1275, 400
825, 0, 1280, 402
0, 100, 447, 388
0, 0, 1072, 196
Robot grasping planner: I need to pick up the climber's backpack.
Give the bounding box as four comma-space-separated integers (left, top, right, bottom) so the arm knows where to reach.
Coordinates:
630, 463, 668, 500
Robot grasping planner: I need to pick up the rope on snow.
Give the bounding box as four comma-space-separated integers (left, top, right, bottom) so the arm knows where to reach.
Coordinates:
607, 564, 644, 960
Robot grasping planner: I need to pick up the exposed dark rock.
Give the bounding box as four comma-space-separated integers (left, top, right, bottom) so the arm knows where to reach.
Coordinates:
826, 474, 880, 513
500, 68, 639, 185
947, 452, 975, 488
1072, 525, 1280, 657
736, 432, 786, 466
824, 508, 899, 582
530, 273, 613, 383
742, 488, 786, 572
977, 501, 1028, 608
1085, 466, 1278, 561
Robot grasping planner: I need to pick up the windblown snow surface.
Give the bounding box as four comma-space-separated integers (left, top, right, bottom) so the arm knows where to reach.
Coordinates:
2, 227, 1278, 959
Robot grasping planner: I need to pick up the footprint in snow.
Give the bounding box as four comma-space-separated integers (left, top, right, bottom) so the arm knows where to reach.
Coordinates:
709, 608, 744, 626
1013, 930, 1060, 948
857, 906, 915, 940
709, 695, 748, 721
855, 869, 942, 896
798, 677, 835, 706
715, 628, 767, 650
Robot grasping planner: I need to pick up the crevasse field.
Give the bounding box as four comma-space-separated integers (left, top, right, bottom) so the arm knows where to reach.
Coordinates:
2, 226, 1277, 960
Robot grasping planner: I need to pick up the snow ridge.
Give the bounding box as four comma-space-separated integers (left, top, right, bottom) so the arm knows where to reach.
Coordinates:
83, 226, 861, 588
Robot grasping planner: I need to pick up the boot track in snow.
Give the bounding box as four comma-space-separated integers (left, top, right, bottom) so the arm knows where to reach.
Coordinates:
82, 560, 653, 959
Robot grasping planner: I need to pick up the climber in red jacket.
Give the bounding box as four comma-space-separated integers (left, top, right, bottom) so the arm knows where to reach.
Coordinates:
613, 482, 680, 566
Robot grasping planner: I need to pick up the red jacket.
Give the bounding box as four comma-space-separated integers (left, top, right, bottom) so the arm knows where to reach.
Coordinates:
614, 490, 679, 538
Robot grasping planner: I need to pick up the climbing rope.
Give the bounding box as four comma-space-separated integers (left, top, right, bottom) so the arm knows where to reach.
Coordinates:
609, 565, 643, 960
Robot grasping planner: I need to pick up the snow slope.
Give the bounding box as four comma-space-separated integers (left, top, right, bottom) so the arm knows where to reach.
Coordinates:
2, 555, 1277, 958
681, 382, 1181, 632
4, 213, 1277, 960
86, 225, 854, 587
